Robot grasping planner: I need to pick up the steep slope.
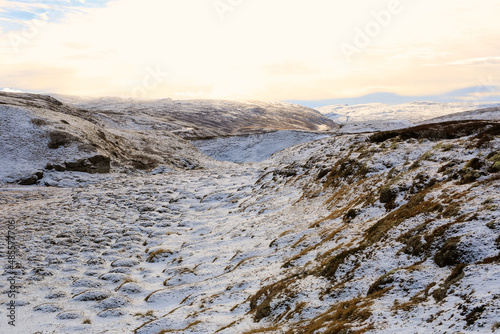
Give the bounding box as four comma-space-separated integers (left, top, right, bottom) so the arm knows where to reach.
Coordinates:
55, 95, 338, 140
0, 92, 214, 185
1, 119, 499, 333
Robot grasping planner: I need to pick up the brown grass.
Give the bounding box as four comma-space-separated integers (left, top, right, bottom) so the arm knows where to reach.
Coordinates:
288, 297, 374, 334
47, 130, 78, 149
283, 227, 343, 269
241, 326, 281, 334
31, 118, 49, 126
214, 321, 239, 333
248, 276, 299, 322
432, 263, 466, 301
478, 253, 500, 264
364, 190, 442, 245
146, 249, 173, 263
323, 158, 369, 189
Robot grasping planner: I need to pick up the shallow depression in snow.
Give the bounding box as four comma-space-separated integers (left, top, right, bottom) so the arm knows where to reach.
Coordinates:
190, 130, 331, 162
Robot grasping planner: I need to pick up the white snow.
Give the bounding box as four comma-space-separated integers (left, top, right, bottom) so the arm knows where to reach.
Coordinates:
191, 130, 332, 163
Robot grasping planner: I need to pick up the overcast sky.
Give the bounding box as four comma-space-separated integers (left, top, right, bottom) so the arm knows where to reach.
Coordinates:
1, 0, 500, 103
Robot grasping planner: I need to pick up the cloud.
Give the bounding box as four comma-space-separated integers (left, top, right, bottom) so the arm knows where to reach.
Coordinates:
1, 87, 23, 93
447, 57, 500, 66
0, 0, 500, 101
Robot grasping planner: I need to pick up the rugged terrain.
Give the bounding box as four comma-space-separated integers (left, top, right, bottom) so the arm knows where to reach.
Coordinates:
0, 94, 500, 333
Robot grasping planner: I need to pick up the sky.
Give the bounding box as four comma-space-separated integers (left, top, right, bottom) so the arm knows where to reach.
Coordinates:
1, 0, 500, 105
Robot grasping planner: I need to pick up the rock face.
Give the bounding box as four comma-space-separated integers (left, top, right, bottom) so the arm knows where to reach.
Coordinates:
46, 155, 110, 174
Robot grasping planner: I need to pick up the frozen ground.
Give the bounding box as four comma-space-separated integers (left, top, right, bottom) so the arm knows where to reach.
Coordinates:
191, 130, 332, 162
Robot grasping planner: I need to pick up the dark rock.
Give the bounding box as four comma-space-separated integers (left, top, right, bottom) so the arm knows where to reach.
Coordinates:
344, 208, 359, 221
53, 164, 66, 172
465, 158, 484, 170
380, 186, 397, 203
18, 175, 38, 185
434, 237, 462, 267
47, 155, 111, 174
47, 131, 77, 149
18, 171, 43, 185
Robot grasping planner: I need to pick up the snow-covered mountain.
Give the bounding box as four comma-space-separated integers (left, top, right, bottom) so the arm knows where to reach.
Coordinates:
1, 93, 499, 334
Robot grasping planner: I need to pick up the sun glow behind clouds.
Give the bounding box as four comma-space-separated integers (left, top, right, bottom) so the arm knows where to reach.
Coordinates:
0, 0, 499, 101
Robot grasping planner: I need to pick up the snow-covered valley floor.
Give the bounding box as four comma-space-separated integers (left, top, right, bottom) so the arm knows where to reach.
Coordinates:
1, 162, 326, 333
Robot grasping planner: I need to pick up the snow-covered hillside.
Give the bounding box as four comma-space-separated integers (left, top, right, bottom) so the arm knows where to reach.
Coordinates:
0, 92, 215, 185
318, 101, 500, 133
420, 106, 500, 124
1, 93, 500, 334
55, 95, 337, 140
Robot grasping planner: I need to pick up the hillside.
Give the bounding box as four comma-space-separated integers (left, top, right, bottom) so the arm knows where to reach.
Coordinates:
0, 92, 215, 186
419, 106, 500, 124
1, 106, 499, 333
55, 95, 338, 140
317, 101, 500, 133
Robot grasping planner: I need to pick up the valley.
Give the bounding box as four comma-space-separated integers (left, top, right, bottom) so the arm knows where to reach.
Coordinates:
0, 93, 499, 333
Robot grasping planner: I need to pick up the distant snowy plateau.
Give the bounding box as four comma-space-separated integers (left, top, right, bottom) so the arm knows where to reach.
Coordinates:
1, 92, 500, 333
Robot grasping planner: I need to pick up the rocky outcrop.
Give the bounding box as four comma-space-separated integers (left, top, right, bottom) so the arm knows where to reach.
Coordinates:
46, 155, 111, 174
